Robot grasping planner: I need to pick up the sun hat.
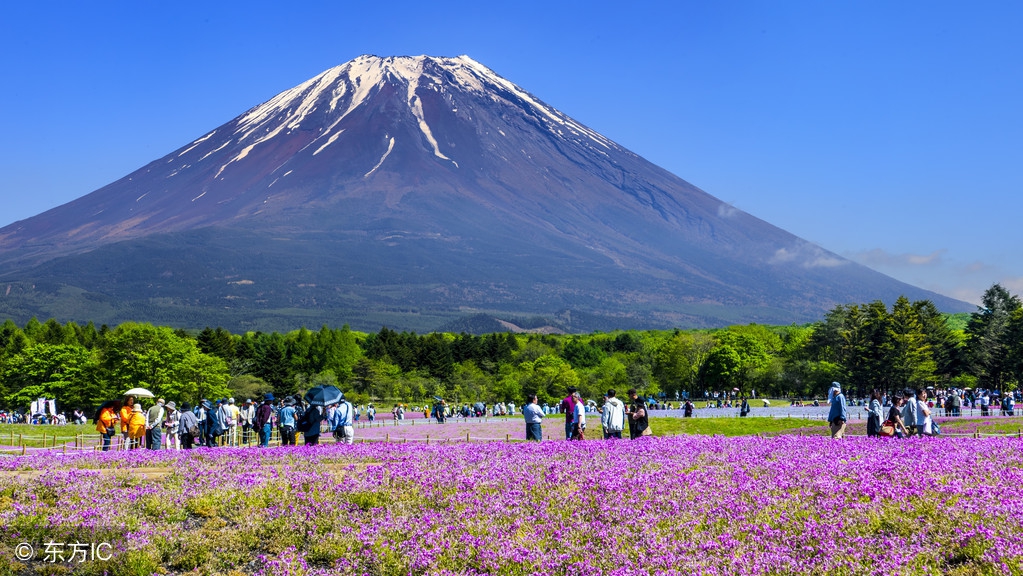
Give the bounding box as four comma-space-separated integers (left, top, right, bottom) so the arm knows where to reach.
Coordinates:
228, 397, 235, 404
264, 393, 275, 402
132, 404, 143, 413
166, 401, 177, 411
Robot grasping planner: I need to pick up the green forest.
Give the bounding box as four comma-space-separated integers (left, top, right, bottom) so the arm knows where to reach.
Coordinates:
3, 285, 1023, 413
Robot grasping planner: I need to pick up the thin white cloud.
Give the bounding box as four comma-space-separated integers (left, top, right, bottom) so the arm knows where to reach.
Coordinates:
717, 203, 739, 218
769, 243, 846, 268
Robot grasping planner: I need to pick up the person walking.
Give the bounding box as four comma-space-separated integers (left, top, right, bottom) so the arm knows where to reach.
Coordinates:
570, 392, 586, 440
739, 397, 751, 417
523, 394, 544, 441
560, 387, 578, 440
902, 388, 919, 436
867, 389, 884, 438
254, 394, 274, 447
827, 383, 848, 439
301, 404, 324, 446
917, 388, 933, 436
625, 388, 651, 439
600, 389, 626, 440
887, 393, 911, 438
178, 403, 199, 450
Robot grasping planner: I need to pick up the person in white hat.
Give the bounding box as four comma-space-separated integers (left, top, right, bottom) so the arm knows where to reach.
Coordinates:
827, 383, 848, 439
163, 401, 180, 451
225, 398, 240, 447
239, 399, 256, 446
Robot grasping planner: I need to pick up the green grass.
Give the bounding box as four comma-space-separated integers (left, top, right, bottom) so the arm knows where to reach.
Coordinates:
0, 423, 94, 449
649, 416, 828, 437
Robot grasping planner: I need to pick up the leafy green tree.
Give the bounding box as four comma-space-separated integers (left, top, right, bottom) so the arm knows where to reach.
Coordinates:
172, 349, 231, 402
420, 333, 454, 379
700, 344, 741, 392
309, 325, 361, 383
883, 296, 937, 390
286, 327, 316, 377
22, 317, 43, 343
581, 356, 629, 399
197, 327, 236, 360
102, 323, 193, 395
0, 320, 28, 358
965, 284, 1021, 389
101, 322, 229, 403
2, 343, 103, 411
653, 331, 714, 396
448, 361, 492, 402
519, 354, 578, 405
228, 374, 274, 402
350, 357, 402, 401
563, 338, 606, 369
252, 332, 291, 395
913, 300, 964, 381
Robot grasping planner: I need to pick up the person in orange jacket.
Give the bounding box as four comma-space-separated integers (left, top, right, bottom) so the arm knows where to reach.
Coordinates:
127, 403, 147, 450
95, 400, 121, 452
120, 396, 136, 450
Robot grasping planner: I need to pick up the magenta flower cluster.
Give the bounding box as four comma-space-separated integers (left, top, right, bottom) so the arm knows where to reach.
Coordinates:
1, 435, 1021, 575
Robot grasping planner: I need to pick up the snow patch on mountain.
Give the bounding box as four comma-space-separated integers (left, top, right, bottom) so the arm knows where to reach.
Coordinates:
365, 137, 395, 178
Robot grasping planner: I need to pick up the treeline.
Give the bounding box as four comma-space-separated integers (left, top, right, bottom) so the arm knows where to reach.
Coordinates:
2, 285, 1022, 412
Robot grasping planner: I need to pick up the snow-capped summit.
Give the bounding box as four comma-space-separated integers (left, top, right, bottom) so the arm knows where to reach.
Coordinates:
0, 55, 970, 332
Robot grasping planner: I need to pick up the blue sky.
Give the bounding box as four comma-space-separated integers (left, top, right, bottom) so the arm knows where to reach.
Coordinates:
2, 1, 1020, 306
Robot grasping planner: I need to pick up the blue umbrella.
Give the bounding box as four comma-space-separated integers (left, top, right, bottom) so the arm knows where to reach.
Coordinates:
304, 385, 344, 407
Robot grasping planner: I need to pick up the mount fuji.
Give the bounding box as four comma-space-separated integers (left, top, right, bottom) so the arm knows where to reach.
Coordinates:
0, 55, 970, 332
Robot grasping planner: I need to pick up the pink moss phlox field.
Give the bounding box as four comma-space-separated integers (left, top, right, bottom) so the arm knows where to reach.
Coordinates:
1, 436, 1022, 575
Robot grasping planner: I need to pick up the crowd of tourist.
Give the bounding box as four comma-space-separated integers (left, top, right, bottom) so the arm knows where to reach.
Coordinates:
94, 393, 358, 451
518, 387, 653, 442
